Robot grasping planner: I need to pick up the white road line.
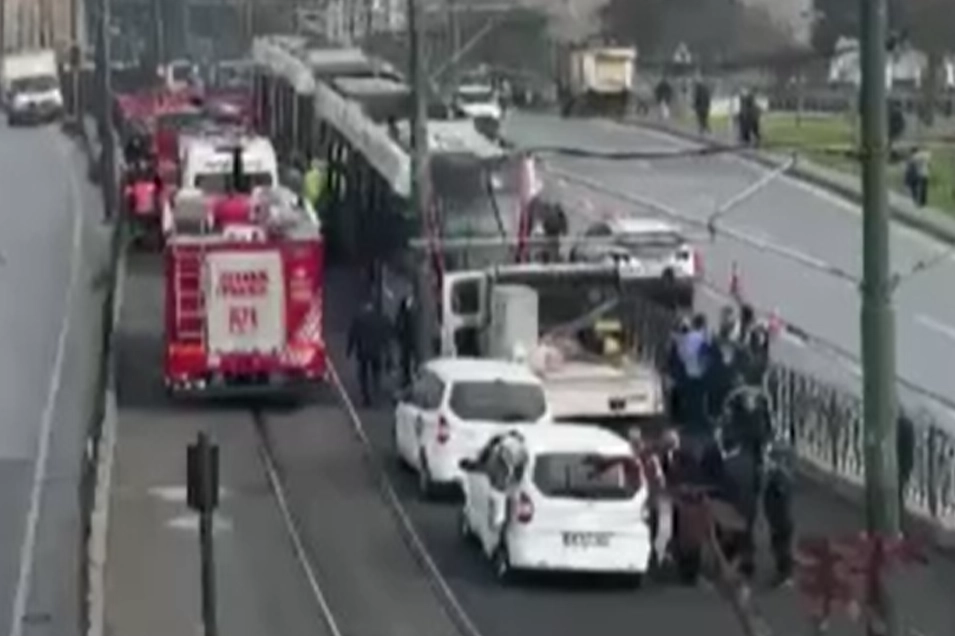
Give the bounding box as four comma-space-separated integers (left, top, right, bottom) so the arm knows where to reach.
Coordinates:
255, 416, 342, 636
10, 133, 84, 635
916, 313, 955, 342
327, 361, 481, 637
633, 119, 945, 249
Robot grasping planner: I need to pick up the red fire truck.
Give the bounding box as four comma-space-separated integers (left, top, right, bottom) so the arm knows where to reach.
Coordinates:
163, 158, 325, 396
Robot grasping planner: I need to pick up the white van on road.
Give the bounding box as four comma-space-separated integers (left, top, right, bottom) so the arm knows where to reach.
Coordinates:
394, 358, 551, 497
458, 425, 651, 582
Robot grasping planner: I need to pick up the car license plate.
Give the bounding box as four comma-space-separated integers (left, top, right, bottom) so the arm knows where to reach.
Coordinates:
562, 532, 611, 548
608, 397, 626, 411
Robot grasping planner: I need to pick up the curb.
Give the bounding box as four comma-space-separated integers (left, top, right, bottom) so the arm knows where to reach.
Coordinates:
633, 117, 955, 246
84, 222, 127, 636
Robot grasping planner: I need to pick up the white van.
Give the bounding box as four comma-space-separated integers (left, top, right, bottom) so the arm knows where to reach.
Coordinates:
459, 424, 651, 582
3, 49, 63, 125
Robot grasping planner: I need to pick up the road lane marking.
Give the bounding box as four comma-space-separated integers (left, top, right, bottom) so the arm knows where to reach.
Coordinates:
10, 132, 84, 635
632, 119, 945, 249
916, 313, 955, 342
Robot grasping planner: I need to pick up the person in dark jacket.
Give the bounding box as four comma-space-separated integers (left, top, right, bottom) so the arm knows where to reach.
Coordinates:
347, 300, 392, 406
763, 441, 795, 585
693, 81, 712, 135
394, 295, 417, 389
897, 411, 916, 531
530, 196, 568, 262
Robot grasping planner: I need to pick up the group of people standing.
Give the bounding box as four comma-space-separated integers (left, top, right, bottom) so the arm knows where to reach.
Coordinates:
654, 77, 762, 147
635, 303, 794, 586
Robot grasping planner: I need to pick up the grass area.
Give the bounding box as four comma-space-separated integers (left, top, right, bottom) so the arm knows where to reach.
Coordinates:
691, 112, 955, 214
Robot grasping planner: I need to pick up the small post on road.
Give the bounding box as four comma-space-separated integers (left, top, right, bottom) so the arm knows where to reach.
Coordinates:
187, 432, 220, 636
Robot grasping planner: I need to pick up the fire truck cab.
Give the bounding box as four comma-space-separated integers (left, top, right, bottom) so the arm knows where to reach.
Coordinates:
163, 162, 325, 396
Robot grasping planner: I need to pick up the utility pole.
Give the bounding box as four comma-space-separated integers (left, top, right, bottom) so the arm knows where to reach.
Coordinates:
859, 0, 900, 628
447, 0, 459, 86
152, 0, 165, 71
69, 0, 82, 122
95, 0, 116, 221
408, 0, 433, 365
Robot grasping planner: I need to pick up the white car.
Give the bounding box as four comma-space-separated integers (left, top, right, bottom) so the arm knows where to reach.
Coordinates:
453, 83, 504, 122
458, 424, 651, 582
394, 358, 551, 497
570, 217, 700, 308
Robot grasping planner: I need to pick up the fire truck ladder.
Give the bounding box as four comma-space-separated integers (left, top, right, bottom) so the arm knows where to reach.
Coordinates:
174, 244, 206, 344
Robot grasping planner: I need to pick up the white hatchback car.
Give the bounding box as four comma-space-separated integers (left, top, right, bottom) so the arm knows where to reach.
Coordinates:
458, 425, 652, 582
394, 358, 552, 497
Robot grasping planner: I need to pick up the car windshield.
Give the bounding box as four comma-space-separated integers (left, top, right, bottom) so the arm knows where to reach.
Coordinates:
193, 171, 273, 193
12, 76, 57, 93
449, 380, 547, 422
616, 231, 684, 258
457, 88, 495, 104
533, 453, 641, 500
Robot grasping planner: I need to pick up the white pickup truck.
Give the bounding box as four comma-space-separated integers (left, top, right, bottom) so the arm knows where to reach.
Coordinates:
438, 262, 667, 422
2, 49, 64, 126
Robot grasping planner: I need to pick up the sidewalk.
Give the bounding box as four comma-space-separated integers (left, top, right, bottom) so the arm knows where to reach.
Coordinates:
635, 114, 955, 246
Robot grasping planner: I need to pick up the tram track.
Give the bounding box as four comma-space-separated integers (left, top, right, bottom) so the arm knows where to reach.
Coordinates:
247, 367, 478, 636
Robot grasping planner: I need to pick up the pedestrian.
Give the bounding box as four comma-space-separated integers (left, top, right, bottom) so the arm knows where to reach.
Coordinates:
666, 316, 691, 422
738, 90, 761, 146
394, 294, 417, 389
905, 147, 931, 207
347, 299, 391, 406
630, 428, 673, 572
676, 313, 712, 436
656, 77, 674, 120
763, 441, 795, 586
540, 200, 568, 262
302, 155, 328, 217
897, 411, 915, 531
693, 80, 712, 135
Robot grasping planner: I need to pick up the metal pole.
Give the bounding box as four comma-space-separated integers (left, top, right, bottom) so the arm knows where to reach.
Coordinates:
0, 0, 6, 55
448, 0, 459, 84
200, 507, 217, 635
69, 0, 81, 121
152, 0, 164, 69
96, 0, 116, 221
859, 0, 899, 628
409, 0, 433, 365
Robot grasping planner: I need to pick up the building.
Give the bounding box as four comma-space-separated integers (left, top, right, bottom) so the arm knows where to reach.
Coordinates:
3, 0, 76, 52
827, 36, 930, 89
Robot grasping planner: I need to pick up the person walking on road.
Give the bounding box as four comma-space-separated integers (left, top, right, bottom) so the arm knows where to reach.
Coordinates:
347, 299, 391, 406
905, 147, 931, 207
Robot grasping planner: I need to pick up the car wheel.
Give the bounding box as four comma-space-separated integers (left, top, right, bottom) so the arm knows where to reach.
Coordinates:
630, 572, 644, 589
493, 541, 513, 582
417, 452, 434, 500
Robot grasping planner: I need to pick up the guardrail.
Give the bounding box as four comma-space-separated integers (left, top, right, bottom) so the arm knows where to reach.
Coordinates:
626, 292, 955, 534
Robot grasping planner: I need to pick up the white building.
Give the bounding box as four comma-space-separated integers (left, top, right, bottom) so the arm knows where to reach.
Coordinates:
828, 37, 929, 89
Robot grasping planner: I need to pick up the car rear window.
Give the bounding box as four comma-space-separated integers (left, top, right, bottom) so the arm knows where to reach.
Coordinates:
448, 380, 546, 423
533, 453, 641, 500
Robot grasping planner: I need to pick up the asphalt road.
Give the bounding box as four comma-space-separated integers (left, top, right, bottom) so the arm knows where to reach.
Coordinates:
106, 251, 460, 634
0, 121, 108, 634
324, 267, 955, 636
501, 112, 955, 426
